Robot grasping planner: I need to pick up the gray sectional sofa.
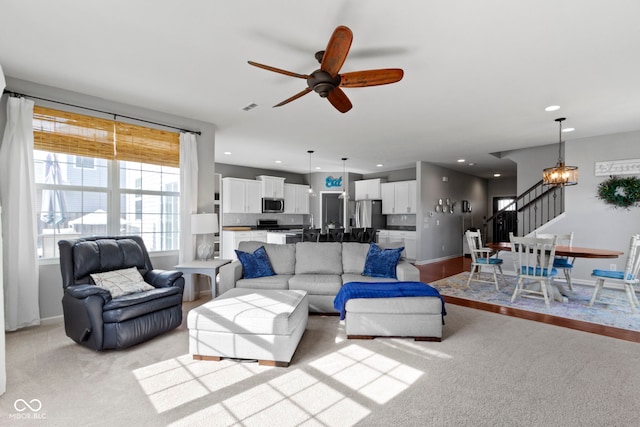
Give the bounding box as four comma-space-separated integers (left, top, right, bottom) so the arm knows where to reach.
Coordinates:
218, 241, 420, 313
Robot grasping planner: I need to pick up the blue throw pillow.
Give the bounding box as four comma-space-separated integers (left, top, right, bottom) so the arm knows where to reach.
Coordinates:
235, 246, 276, 279
363, 243, 404, 279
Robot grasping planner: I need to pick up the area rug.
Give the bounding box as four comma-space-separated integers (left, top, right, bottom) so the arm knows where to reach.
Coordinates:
431, 272, 640, 334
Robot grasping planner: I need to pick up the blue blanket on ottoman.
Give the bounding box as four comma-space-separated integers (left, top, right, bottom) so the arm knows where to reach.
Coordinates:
333, 281, 446, 320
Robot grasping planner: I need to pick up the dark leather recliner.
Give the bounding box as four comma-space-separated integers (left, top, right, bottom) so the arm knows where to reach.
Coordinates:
58, 236, 185, 351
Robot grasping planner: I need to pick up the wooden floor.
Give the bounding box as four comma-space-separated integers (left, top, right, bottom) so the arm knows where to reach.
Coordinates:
416, 257, 640, 343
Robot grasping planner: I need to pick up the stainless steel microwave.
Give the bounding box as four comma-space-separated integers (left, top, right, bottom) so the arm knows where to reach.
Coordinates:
262, 198, 284, 213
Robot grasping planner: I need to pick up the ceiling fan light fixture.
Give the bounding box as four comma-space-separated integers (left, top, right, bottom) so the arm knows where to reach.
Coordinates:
247, 26, 403, 113
542, 118, 578, 187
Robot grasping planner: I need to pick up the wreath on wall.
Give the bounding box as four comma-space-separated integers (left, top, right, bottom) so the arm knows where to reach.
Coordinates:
596, 175, 640, 209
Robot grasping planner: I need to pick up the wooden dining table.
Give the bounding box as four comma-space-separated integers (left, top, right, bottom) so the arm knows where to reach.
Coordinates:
486, 242, 624, 303
487, 242, 624, 259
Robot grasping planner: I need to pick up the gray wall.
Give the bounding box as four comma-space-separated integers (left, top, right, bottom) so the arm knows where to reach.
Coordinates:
416, 161, 488, 263
528, 130, 640, 283
495, 130, 640, 282
364, 167, 417, 181
1, 78, 217, 320
216, 163, 306, 184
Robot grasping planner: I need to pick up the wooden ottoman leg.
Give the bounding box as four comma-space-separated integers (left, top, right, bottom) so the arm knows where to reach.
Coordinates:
193, 355, 222, 361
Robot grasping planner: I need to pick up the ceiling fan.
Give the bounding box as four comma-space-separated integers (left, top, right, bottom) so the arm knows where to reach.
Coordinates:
248, 26, 404, 113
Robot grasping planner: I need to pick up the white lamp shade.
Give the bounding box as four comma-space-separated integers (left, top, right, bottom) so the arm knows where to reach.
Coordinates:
191, 213, 218, 234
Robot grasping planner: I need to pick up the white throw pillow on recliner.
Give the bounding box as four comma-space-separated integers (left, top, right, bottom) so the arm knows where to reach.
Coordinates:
91, 267, 154, 298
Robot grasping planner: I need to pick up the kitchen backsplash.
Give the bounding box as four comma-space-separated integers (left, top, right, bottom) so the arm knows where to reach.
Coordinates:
386, 214, 417, 227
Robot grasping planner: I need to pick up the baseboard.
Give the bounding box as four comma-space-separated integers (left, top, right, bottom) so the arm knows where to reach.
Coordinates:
40, 315, 64, 325
414, 254, 460, 265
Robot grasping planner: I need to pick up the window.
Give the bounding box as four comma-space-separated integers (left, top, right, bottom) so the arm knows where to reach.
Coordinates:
497, 198, 516, 211
33, 106, 181, 258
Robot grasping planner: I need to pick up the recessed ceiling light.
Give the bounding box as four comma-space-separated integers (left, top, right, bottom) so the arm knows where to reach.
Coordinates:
545, 105, 560, 112
457, 159, 465, 163
224, 151, 232, 155
494, 173, 501, 177
275, 160, 282, 164
468, 162, 475, 166
376, 164, 383, 168
315, 166, 321, 170
562, 127, 575, 132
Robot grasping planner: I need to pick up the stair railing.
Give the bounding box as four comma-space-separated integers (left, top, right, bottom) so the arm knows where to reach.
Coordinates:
483, 180, 564, 242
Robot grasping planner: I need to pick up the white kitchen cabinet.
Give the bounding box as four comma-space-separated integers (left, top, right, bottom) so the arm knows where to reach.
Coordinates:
267, 232, 287, 245
222, 230, 268, 260
381, 183, 395, 214
376, 229, 390, 245
378, 229, 417, 261
381, 180, 417, 214
355, 178, 384, 200
393, 230, 417, 260
284, 183, 309, 214
257, 175, 285, 199
222, 178, 262, 213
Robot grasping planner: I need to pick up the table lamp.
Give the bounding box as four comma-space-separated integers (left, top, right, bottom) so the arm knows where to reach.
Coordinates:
191, 213, 218, 260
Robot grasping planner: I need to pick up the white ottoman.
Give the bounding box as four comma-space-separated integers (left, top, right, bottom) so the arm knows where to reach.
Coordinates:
345, 296, 443, 341
188, 288, 308, 367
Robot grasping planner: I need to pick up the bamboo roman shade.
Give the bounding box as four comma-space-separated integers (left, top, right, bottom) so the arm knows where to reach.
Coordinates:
33, 106, 180, 167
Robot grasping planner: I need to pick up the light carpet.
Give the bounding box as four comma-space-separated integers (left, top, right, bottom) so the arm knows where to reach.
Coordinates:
431, 272, 640, 332
2, 302, 640, 426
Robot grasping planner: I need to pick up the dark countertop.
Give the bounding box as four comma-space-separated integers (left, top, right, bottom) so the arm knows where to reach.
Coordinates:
384, 226, 417, 231
224, 225, 307, 231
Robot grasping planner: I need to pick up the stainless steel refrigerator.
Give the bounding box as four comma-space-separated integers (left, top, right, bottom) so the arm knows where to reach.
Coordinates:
354, 200, 386, 229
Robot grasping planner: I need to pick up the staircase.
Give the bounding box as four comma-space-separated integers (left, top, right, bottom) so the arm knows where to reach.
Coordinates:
483, 180, 565, 242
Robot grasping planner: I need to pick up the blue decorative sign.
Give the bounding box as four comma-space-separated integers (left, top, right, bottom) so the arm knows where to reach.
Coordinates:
325, 175, 342, 188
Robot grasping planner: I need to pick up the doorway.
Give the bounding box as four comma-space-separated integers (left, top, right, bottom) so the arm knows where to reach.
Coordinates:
492, 196, 517, 242
321, 192, 344, 231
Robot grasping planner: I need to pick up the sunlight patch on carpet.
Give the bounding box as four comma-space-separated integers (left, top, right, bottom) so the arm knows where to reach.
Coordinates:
133, 354, 270, 413
432, 272, 640, 332
309, 344, 423, 405
166, 368, 370, 427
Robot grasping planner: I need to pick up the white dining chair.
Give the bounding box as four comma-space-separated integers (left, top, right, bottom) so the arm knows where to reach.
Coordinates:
465, 230, 504, 290
536, 232, 575, 290
589, 234, 640, 312
509, 233, 558, 309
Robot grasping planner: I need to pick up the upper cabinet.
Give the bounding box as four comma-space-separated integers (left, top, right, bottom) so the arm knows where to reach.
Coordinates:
222, 178, 262, 213
381, 180, 417, 214
257, 175, 285, 199
284, 183, 310, 214
355, 178, 384, 200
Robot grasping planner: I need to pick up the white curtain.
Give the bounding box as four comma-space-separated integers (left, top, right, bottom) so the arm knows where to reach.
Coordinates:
179, 132, 198, 265
0, 96, 40, 331
1, 62, 7, 395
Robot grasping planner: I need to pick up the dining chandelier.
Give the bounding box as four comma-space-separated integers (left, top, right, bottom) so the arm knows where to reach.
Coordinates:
542, 117, 578, 186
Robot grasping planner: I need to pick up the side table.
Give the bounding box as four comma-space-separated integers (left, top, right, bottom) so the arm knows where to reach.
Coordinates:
174, 259, 231, 301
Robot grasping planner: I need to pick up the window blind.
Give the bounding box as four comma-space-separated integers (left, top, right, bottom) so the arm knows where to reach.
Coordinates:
33, 106, 180, 167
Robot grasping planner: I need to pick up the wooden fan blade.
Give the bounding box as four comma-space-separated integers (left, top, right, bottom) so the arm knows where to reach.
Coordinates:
321, 26, 353, 77
339, 69, 404, 87
248, 61, 309, 79
274, 87, 313, 107
327, 87, 352, 113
